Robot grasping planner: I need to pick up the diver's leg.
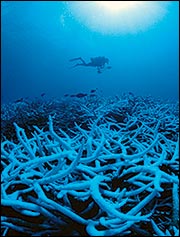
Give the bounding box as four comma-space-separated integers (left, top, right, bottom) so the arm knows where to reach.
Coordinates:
69, 57, 88, 66
78, 57, 87, 65
69, 57, 81, 62
70, 63, 85, 68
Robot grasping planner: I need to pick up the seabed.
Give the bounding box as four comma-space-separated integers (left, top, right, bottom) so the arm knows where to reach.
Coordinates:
1, 93, 179, 236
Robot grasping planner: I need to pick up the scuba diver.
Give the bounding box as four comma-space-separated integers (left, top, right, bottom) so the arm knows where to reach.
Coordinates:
69, 56, 112, 73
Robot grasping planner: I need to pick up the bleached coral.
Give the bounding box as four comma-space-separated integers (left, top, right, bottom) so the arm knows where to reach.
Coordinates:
1, 94, 179, 236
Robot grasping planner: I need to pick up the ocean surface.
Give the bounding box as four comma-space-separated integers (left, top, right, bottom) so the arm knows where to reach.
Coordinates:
1, 1, 179, 103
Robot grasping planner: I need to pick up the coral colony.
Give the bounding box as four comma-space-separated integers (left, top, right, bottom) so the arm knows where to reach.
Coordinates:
1, 92, 179, 236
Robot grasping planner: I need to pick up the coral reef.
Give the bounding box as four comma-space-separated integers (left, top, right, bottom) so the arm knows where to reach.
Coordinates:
1, 93, 179, 236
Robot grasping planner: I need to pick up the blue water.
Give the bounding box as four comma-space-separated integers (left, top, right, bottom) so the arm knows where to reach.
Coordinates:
1, 1, 179, 103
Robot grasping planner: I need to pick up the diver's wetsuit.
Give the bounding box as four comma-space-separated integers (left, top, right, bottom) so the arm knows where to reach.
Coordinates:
69, 57, 109, 73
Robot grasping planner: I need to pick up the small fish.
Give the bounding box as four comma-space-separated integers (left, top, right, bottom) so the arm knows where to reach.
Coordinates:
129, 92, 134, 96
75, 93, 87, 98
15, 98, 23, 103
106, 66, 112, 69
115, 95, 119, 100
90, 89, 96, 93
41, 93, 46, 97
64, 94, 69, 97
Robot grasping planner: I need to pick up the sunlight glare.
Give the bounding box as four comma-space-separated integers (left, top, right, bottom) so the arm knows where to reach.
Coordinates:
94, 1, 143, 13
68, 1, 169, 34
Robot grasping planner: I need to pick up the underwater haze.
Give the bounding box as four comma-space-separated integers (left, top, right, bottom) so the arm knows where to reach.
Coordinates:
1, 1, 179, 103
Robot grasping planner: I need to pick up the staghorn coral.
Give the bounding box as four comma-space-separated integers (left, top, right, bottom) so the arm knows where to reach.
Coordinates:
1, 94, 179, 236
